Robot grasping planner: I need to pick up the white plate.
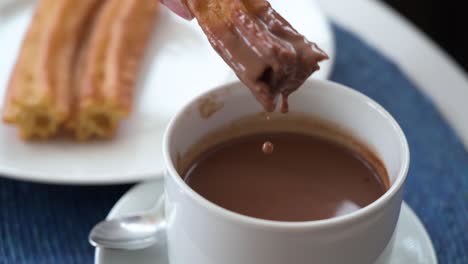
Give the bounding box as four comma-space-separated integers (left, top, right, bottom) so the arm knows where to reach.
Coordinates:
0, 0, 334, 184
95, 180, 437, 264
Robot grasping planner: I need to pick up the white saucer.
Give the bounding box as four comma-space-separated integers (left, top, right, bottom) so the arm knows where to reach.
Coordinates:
95, 180, 438, 264
0, 0, 334, 184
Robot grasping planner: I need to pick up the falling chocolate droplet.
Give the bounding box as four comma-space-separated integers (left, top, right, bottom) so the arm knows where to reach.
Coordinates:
262, 141, 274, 154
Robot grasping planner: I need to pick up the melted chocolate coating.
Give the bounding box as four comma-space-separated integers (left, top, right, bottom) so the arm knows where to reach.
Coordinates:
190, 0, 329, 112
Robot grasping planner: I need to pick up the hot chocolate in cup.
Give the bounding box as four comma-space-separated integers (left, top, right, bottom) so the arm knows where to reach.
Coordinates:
159, 79, 409, 264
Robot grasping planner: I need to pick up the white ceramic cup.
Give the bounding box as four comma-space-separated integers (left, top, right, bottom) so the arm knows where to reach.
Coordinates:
160, 79, 410, 264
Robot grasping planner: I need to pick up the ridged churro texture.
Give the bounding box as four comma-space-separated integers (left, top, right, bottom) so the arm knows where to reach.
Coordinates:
2, 0, 102, 139
72, 0, 159, 140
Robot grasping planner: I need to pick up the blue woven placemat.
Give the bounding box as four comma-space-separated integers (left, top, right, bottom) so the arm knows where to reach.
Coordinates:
0, 25, 467, 264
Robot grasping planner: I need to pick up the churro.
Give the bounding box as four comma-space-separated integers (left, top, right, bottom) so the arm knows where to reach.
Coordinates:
72, 0, 159, 140
3, 0, 102, 139
187, 0, 329, 112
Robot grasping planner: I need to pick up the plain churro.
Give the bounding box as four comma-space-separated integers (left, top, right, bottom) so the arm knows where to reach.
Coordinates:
3, 0, 102, 139
72, 0, 159, 140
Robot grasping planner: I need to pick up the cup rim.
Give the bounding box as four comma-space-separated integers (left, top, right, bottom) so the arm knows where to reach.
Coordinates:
163, 79, 410, 230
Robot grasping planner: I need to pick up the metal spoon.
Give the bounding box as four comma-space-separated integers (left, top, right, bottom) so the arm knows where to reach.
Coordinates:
89, 198, 166, 250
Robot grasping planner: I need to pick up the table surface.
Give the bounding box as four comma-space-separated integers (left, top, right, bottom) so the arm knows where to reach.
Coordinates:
318, 0, 468, 148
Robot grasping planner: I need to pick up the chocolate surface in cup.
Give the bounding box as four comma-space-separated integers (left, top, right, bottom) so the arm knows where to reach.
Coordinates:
179, 114, 389, 222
